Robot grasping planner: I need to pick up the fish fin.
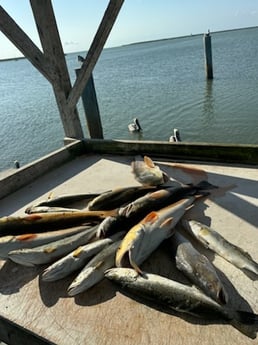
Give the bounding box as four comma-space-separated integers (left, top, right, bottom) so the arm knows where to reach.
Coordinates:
185, 204, 194, 211
150, 189, 169, 199
196, 180, 218, 190
25, 214, 42, 221
144, 156, 155, 168
73, 246, 83, 258
233, 310, 258, 325
48, 192, 54, 200
230, 311, 258, 339
95, 260, 104, 269
43, 246, 57, 253
16, 234, 37, 241
129, 250, 143, 275
142, 212, 159, 224
217, 287, 228, 305
160, 217, 174, 228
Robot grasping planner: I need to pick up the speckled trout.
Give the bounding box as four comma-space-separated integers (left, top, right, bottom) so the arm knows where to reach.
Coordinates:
105, 268, 258, 326
170, 232, 228, 305
184, 220, 258, 276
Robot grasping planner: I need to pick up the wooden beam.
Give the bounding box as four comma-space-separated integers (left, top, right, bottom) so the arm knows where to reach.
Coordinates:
67, 0, 124, 110
82, 139, 258, 165
0, 5, 54, 83
30, 0, 84, 138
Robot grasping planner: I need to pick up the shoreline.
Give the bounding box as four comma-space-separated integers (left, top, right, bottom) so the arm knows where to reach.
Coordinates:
121, 25, 258, 47
1, 25, 257, 62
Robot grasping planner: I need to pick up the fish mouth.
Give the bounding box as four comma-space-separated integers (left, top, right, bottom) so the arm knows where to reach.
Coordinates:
162, 172, 170, 184
217, 287, 228, 305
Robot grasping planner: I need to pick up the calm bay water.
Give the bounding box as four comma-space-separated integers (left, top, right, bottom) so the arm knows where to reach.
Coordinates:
0, 27, 258, 172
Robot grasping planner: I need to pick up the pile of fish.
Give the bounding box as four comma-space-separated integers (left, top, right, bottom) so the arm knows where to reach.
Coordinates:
0, 156, 258, 337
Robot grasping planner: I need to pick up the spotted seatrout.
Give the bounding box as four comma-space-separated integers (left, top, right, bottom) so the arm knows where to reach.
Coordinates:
170, 233, 228, 305
105, 268, 258, 327
184, 220, 258, 276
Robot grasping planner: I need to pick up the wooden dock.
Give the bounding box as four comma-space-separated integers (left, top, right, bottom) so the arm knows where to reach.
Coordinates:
0, 142, 257, 345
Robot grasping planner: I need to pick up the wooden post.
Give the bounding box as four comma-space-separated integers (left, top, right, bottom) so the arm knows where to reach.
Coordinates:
203, 31, 213, 79
67, 0, 124, 110
75, 69, 103, 139
30, 0, 84, 139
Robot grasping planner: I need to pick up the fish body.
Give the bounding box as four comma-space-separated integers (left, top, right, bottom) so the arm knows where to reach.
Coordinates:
131, 156, 169, 186
8, 225, 98, 267
0, 225, 91, 260
67, 236, 124, 296
171, 233, 228, 305
42, 232, 123, 282
105, 268, 258, 325
34, 193, 100, 207
96, 186, 188, 239
184, 220, 258, 276
96, 216, 122, 238
87, 186, 156, 211
118, 180, 214, 221
116, 197, 195, 273
0, 210, 116, 236
25, 206, 81, 214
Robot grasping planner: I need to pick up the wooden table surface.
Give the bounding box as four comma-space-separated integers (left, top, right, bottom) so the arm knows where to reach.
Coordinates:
0, 154, 257, 345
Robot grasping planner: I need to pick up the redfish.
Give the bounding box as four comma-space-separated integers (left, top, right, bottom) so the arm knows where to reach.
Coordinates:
116, 197, 195, 274
131, 156, 169, 186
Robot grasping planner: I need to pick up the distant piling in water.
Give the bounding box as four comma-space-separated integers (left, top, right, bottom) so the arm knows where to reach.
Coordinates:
203, 31, 213, 79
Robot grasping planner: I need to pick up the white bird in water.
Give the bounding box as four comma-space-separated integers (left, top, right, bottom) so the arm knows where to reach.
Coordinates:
169, 128, 181, 142
128, 118, 142, 132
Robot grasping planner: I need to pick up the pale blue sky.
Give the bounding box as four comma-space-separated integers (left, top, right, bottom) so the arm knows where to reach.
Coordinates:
0, 0, 258, 59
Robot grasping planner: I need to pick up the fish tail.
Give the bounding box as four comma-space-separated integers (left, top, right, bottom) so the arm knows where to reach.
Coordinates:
230, 311, 258, 339
234, 310, 258, 325
196, 180, 218, 190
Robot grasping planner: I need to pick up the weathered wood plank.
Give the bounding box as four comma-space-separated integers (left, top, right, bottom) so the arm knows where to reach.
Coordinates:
82, 139, 258, 165
0, 140, 84, 200
30, 0, 84, 139
0, 5, 54, 83
67, 0, 124, 110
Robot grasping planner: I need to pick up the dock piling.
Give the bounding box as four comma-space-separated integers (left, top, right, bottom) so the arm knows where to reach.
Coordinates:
75, 69, 103, 139
203, 31, 213, 79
